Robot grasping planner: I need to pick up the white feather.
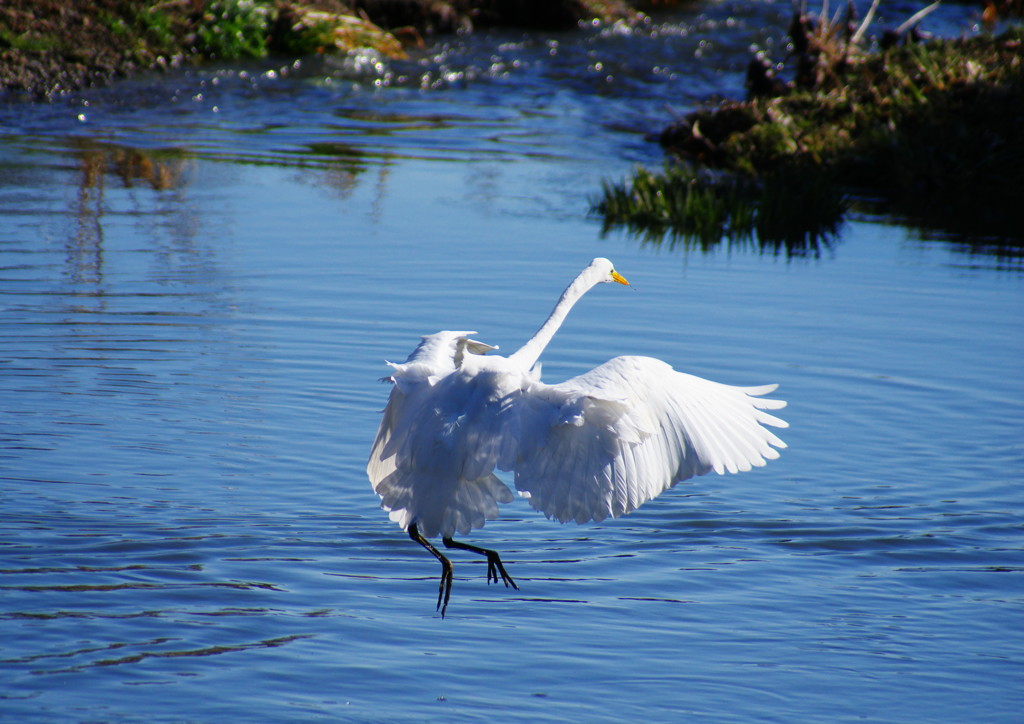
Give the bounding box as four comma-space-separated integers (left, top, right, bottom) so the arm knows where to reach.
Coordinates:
367, 258, 788, 538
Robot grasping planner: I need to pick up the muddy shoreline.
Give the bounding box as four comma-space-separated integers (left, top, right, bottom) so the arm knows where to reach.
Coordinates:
0, 0, 641, 98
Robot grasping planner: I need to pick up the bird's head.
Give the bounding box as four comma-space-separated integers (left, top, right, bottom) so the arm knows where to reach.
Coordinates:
590, 257, 630, 286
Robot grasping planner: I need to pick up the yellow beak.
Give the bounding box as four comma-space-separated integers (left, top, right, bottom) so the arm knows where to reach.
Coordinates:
611, 270, 630, 286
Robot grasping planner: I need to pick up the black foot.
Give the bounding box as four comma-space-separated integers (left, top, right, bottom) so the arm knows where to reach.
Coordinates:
408, 524, 454, 617
443, 537, 519, 590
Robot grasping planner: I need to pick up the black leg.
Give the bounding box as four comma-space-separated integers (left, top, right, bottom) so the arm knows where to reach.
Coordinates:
408, 523, 453, 617
442, 537, 519, 591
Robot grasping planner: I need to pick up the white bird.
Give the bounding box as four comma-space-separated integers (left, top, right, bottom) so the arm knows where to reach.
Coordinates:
367, 258, 787, 616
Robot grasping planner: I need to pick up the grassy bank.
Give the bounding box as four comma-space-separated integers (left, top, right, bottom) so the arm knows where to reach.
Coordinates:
0, 0, 640, 97
596, 15, 1024, 247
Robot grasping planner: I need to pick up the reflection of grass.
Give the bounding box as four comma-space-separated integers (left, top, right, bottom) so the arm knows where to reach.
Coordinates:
599, 21, 1024, 248
76, 143, 189, 191
595, 162, 842, 256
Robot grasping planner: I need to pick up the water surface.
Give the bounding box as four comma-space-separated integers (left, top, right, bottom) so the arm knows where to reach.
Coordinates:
2, 3, 1022, 722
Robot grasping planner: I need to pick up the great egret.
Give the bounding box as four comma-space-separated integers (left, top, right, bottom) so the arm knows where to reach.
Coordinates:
367, 258, 787, 616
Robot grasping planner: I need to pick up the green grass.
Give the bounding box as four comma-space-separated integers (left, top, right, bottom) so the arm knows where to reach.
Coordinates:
597, 27, 1024, 246
0, 28, 63, 53
594, 162, 844, 255
194, 0, 270, 60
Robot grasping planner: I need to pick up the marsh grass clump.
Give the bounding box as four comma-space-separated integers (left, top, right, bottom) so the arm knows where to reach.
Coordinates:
595, 161, 843, 256
597, 165, 757, 247
194, 0, 271, 60
600, 5, 1024, 248
193, 2, 405, 61
272, 5, 407, 59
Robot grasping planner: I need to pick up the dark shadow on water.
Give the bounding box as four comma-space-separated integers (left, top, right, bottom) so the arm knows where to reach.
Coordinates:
851, 202, 1024, 274
598, 177, 1024, 270
593, 163, 844, 260
28, 634, 312, 675
602, 220, 837, 261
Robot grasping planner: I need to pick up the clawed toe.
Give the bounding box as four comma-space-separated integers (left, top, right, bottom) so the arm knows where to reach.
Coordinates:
407, 531, 520, 616
436, 559, 453, 616
486, 553, 518, 590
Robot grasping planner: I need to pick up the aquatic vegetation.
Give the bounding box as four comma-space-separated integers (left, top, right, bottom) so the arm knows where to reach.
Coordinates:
595, 162, 842, 256
0, 26, 63, 54
191, 2, 408, 61
273, 5, 406, 59
0, 1, 645, 96
195, 0, 271, 60
125, 4, 178, 53
599, 7, 1024, 247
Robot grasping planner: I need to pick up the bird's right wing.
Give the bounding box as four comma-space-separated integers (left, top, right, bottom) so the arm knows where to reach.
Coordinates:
511, 356, 787, 525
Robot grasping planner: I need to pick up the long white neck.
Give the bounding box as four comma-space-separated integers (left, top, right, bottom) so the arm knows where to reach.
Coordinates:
509, 268, 603, 370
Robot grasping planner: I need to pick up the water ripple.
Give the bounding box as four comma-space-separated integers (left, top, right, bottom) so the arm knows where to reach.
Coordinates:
0, 3, 1020, 721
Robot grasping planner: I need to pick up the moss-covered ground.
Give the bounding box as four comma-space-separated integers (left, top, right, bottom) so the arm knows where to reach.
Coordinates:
0, 0, 640, 97
597, 15, 1024, 247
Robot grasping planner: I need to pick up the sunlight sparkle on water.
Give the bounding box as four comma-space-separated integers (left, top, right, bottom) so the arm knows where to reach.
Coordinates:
0, 3, 1020, 722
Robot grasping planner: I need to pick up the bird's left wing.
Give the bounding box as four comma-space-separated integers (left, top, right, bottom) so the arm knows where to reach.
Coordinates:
367, 331, 513, 537
511, 355, 788, 524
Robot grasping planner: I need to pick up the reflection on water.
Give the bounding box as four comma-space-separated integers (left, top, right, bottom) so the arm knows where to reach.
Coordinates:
1, 3, 1022, 722
617, 221, 837, 259
17, 634, 312, 676
75, 142, 188, 192
66, 142, 193, 286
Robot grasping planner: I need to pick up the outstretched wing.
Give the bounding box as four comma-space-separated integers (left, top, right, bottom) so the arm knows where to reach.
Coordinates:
512, 356, 788, 524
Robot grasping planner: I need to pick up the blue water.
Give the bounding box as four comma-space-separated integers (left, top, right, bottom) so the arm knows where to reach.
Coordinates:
2, 3, 1022, 722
